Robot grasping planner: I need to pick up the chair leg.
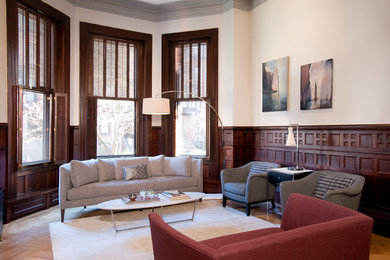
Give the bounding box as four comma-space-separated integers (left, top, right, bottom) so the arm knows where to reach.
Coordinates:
83, 206, 86, 209
246, 203, 251, 216
61, 209, 65, 223
271, 199, 276, 209
222, 196, 227, 207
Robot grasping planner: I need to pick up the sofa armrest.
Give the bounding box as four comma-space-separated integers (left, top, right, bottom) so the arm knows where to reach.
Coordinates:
59, 163, 73, 209
280, 172, 319, 212
191, 158, 203, 192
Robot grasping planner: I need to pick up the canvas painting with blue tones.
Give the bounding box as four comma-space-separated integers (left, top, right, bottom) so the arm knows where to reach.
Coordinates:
262, 57, 289, 112
300, 59, 333, 110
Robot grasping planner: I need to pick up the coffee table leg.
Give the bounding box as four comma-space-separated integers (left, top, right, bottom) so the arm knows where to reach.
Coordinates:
191, 201, 197, 221
110, 210, 118, 233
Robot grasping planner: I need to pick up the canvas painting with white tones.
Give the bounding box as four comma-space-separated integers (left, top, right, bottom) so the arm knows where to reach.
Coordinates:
262, 57, 289, 112
300, 59, 333, 110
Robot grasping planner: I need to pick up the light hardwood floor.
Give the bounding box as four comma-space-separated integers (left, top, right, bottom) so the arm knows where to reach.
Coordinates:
1, 200, 390, 260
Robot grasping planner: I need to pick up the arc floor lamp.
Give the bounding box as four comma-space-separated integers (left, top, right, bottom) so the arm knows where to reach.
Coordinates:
142, 90, 225, 169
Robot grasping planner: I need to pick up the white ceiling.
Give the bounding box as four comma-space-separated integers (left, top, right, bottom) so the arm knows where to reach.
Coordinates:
66, 0, 267, 22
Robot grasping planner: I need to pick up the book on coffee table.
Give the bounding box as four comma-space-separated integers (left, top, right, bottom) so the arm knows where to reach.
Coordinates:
161, 190, 190, 200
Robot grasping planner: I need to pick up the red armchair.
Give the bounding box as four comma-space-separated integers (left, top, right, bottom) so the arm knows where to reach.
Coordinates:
148, 193, 373, 260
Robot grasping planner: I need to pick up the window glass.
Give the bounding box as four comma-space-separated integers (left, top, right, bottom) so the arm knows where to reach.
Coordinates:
175, 101, 206, 157
22, 91, 51, 164
96, 99, 135, 156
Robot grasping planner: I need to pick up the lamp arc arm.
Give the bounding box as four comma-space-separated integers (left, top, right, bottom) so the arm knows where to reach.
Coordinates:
157, 90, 224, 130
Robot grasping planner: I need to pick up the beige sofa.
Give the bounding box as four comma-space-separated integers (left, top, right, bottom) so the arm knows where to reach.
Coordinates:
59, 155, 203, 222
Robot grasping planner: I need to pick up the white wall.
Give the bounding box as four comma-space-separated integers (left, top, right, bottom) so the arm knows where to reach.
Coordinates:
251, 0, 390, 126
0, 0, 8, 123
233, 8, 252, 126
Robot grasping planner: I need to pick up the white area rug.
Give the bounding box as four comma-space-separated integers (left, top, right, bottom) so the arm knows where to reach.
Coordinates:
50, 200, 277, 260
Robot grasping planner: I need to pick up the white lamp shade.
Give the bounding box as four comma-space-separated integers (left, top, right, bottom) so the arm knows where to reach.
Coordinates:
142, 97, 170, 115
286, 126, 297, 146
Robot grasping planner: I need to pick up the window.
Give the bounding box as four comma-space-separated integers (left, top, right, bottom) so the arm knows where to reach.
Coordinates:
80, 23, 152, 159
162, 29, 218, 160
93, 36, 137, 157
173, 41, 209, 157
16, 3, 56, 167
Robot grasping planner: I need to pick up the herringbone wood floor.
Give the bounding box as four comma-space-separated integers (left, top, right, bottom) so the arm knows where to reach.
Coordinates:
1, 201, 389, 260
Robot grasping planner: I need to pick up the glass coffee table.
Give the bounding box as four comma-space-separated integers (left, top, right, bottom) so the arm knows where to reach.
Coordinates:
97, 192, 205, 232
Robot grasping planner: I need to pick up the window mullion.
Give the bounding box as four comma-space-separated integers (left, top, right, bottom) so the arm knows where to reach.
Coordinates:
180, 43, 184, 99
36, 15, 40, 89
189, 42, 192, 98
126, 42, 129, 99
46, 19, 51, 91
103, 39, 107, 97
25, 9, 30, 89
197, 42, 201, 98
115, 40, 118, 98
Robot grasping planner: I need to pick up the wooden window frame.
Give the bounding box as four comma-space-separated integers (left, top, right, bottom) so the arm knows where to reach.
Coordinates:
161, 29, 218, 162
6, 0, 70, 200
79, 22, 152, 159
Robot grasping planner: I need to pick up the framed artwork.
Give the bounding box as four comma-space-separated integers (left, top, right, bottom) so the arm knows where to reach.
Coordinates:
300, 58, 333, 110
262, 56, 289, 112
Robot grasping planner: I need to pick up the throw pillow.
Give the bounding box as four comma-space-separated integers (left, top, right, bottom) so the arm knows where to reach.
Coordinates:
249, 164, 272, 175
313, 173, 354, 199
149, 155, 165, 176
114, 157, 150, 180
97, 158, 115, 182
70, 159, 99, 188
164, 156, 192, 177
123, 164, 149, 180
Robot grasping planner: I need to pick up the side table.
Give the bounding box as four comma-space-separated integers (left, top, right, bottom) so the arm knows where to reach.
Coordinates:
268, 167, 314, 214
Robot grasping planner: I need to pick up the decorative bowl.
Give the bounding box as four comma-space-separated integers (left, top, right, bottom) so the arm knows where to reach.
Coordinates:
129, 193, 137, 201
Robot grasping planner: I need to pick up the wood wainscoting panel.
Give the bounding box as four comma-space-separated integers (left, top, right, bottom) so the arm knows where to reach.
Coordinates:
222, 125, 390, 236
0, 123, 7, 190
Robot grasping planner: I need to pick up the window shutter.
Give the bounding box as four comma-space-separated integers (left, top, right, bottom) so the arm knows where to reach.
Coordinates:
54, 93, 68, 163
17, 86, 24, 169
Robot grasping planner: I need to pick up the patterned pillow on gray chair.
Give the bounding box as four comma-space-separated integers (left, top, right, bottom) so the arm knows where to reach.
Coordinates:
313, 173, 354, 199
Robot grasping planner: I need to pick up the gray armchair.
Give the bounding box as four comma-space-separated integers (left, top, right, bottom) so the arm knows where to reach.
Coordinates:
221, 161, 281, 216
280, 170, 365, 213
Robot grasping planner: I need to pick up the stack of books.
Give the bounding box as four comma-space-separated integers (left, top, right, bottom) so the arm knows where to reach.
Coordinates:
161, 190, 190, 200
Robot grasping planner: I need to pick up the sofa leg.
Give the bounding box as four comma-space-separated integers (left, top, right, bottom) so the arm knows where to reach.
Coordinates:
61, 209, 65, 223
246, 203, 251, 216
222, 196, 227, 207
83, 206, 86, 209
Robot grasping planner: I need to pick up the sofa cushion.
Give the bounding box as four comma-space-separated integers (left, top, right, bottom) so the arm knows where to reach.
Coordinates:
70, 159, 98, 188
149, 155, 165, 176
313, 173, 354, 199
67, 176, 199, 201
165, 156, 192, 177
97, 159, 115, 182
123, 164, 149, 180
224, 183, 246, 196
113, 157, 149, 180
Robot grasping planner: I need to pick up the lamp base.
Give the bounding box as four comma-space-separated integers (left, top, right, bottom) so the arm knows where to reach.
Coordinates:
287, 166, 305, 171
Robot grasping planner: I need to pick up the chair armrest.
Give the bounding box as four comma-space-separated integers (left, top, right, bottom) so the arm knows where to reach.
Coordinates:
220, 166, 249, 193
59, 163, 73, 209
324, 178, 365, 210
280, 172, 318, 212
246, 173, 275, 203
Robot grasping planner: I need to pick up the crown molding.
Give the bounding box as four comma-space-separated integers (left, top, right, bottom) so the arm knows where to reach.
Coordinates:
66, 0, 268, 22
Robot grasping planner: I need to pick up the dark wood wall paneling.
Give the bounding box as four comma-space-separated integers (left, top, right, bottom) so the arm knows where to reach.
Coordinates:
221, 125, 390, 236
0, 123, 7, 190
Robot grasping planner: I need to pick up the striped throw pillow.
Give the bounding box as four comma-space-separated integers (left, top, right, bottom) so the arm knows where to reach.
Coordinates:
313, 173, 354, 199
249, 164, 272, 175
